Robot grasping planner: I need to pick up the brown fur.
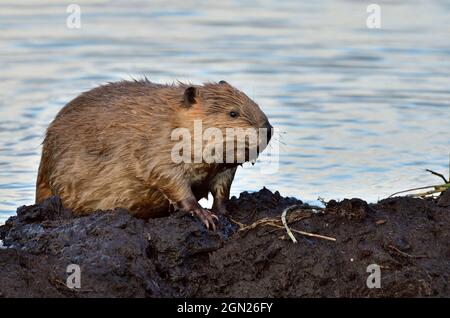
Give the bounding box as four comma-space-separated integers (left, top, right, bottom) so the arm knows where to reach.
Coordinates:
36, 80, 271, 219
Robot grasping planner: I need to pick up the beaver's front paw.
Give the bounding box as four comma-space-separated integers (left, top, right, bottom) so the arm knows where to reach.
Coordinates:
189, 208, 218, 231
179, 197, 218, 231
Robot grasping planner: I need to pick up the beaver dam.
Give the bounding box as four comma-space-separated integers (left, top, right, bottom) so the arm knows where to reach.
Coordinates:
0, 187, 449, 297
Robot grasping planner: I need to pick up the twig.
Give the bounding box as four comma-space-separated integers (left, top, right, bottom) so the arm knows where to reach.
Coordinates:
230, 206, 336, 242
317, 197, 328, 206
388, 160, 450, 198
411, 184, 450, 197
230, 209, 312, 232
231, 216, 276, 231
281, 206, 298, 243
228, 217, 246, 229
388, 184, 449, 198
425, 169, 448, 183
273, 223, 336, 241
261, 214, 313, 235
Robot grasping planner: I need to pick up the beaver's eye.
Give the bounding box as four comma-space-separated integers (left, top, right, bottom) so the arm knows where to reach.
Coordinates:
229, 111, 238, 118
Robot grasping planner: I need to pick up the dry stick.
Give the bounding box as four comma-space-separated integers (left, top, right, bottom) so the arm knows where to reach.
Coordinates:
388, 159, 450, 198
282, 205, 298, 243
242, 220, 336, 242
412, 184, 450, 197
264, 214, 312, 235
272, 223, 336, 241
232, 209, 312, 232
425, 169, 448, 183
232, 216, 275, 231
388, 184, 445, 198
231, 207, 336, 242
389, 183, 450, 198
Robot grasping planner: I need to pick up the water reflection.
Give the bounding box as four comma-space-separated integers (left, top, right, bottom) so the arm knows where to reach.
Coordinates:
1, 0, 449, 223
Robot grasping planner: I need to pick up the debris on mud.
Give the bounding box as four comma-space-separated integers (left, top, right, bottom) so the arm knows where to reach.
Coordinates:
0, 188, 449, 297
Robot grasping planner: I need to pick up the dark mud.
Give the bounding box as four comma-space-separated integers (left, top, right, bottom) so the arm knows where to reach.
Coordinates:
0, 188, 449, 298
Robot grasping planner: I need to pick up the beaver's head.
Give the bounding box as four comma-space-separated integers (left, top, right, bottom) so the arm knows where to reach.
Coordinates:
179, 81, 272, 164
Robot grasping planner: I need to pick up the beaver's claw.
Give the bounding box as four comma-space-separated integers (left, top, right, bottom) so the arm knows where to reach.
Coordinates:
190, 208, 218, 231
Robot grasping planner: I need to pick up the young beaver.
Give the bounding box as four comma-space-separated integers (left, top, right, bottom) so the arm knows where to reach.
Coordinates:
36, 80, 272, 230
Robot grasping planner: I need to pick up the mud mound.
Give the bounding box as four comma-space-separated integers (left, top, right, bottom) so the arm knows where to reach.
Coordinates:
0, 188, 449, 297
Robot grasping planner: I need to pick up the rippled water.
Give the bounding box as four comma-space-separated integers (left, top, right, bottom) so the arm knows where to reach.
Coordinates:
1, 0, 449, 224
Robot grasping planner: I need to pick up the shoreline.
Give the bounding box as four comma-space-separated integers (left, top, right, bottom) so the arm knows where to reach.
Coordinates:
1, 187, 449, 297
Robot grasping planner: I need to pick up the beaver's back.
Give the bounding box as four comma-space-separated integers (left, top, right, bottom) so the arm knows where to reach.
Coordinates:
36, 81, 179, 214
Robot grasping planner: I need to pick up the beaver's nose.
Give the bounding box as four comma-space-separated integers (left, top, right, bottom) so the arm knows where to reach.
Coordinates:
263, 121, 273, 142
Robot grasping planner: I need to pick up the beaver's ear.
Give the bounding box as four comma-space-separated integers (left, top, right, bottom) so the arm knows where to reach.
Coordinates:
183, 86, 199, 107
219, 80, 228, 85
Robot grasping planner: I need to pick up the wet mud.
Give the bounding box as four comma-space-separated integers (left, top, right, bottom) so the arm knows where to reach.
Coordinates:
0, 188, 449, 297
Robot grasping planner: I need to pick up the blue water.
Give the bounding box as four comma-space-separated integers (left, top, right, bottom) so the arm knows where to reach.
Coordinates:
1, 1, 449, 224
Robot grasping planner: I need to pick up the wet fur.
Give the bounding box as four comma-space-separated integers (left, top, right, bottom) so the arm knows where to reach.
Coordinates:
36, 80, 269, 218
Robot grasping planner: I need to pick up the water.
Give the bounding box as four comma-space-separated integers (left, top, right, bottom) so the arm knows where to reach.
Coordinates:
1, 0, 449, 224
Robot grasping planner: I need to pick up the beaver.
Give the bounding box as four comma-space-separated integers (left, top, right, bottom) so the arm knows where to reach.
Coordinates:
36, 79, 272, 230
